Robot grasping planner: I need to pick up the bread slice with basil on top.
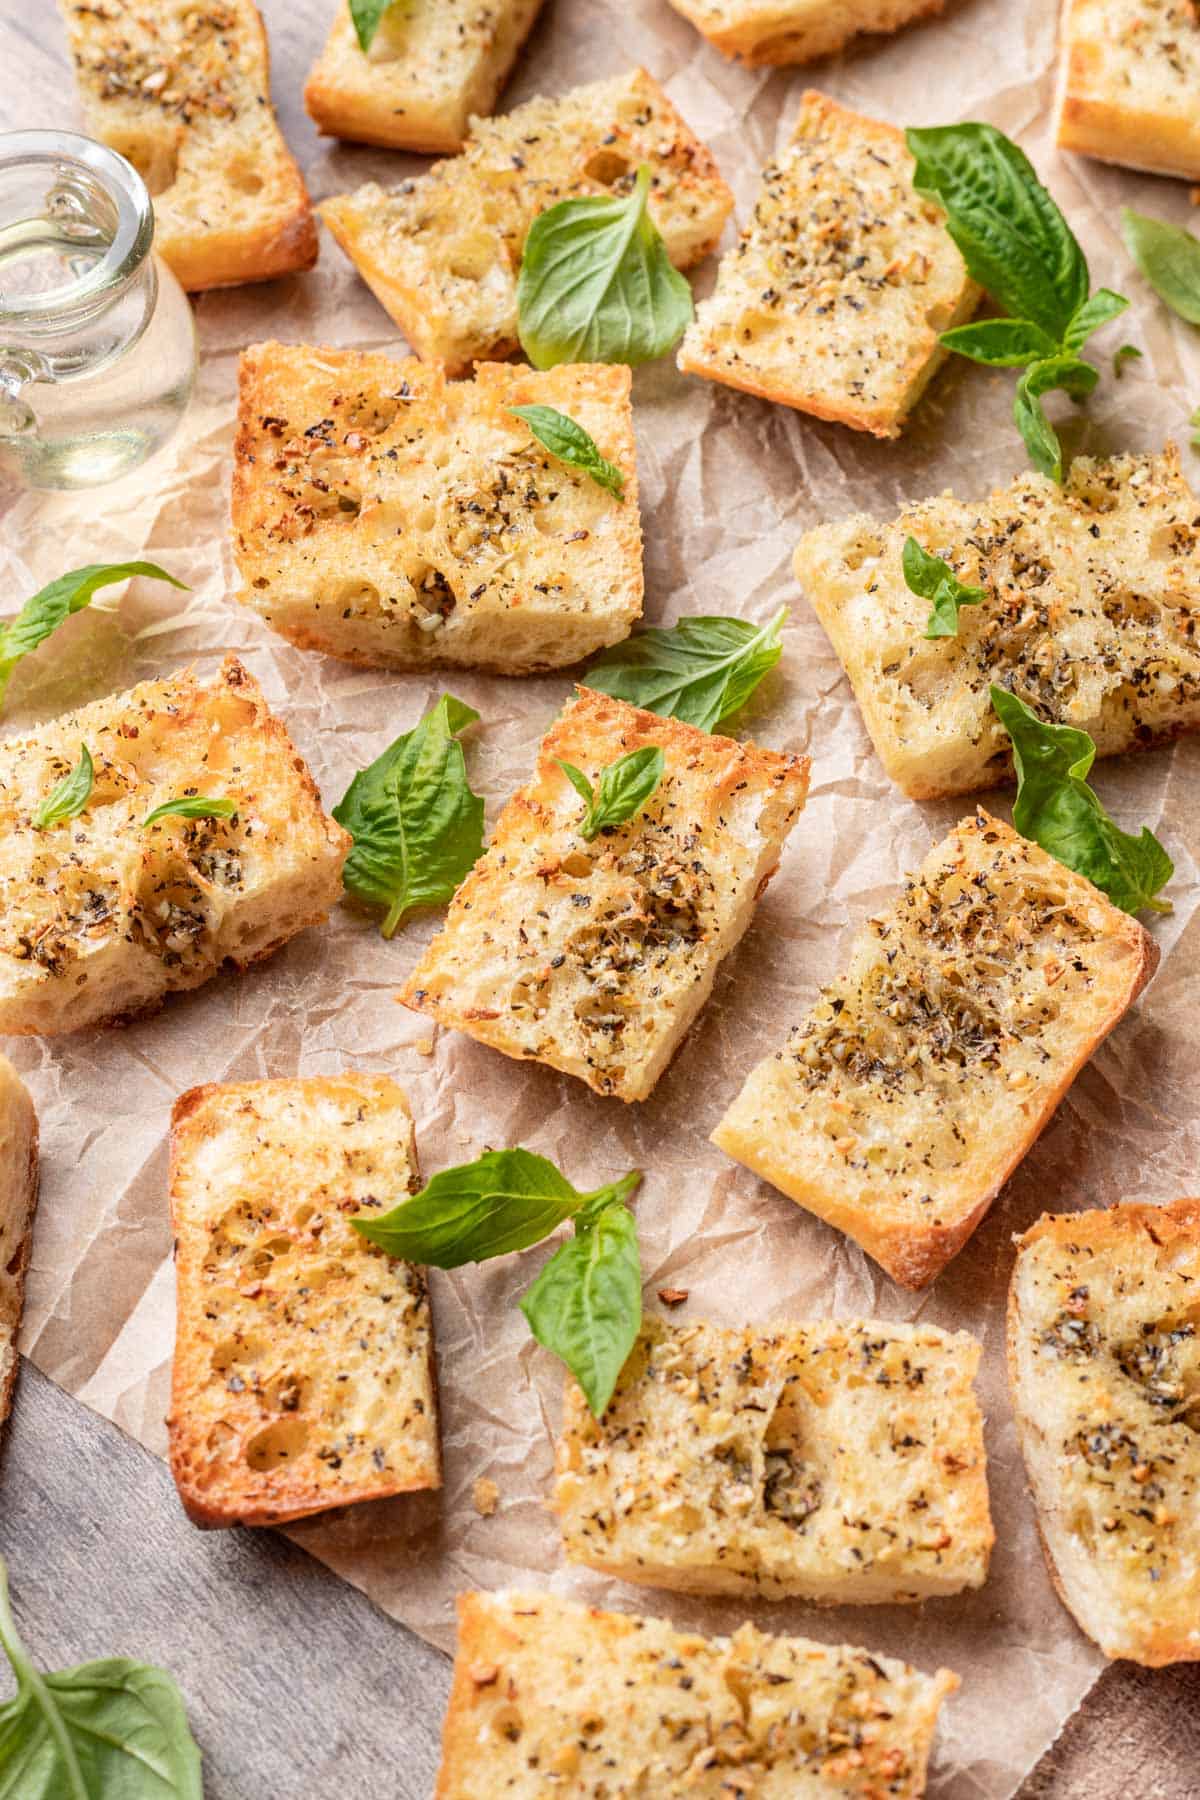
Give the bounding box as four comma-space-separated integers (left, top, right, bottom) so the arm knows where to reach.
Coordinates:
232, 344, 642, 674
677, 90, 980, 436
59, 0, 317, 290
436, 1589, 958, 1796
1009, 1197, 1200, 1665
713, 811, 1158, 1288
320, 67, 733, 375
793, 447, 1200, 800
304, 0, 544, 152
0, 1059, 38, 1433
400, 686, 810, 1102
664, 0, 944, 65
554, 1312, 993, 1603
168, 1074, 440, 1529
1055, 0, 1200, 181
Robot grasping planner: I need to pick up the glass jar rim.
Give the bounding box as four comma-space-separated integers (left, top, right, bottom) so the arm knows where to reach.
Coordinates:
0, 129, 155, 329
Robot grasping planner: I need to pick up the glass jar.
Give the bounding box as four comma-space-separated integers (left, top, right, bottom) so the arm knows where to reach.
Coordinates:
0, 129, 196, 491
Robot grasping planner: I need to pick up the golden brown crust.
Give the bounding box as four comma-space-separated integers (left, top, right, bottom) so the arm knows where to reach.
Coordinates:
666, 0, 944, 64
0, 1061, 39, 1433
1055, 0, 1200, 180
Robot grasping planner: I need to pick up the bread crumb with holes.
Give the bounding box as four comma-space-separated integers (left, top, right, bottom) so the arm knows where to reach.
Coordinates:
472, 1476, 500, 1517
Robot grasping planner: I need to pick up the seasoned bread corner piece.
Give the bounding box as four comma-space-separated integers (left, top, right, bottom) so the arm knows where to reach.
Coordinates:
233, 344, 642, 674
437, 1590, 958, 1797
1055, 0, 1200, 181
795, 448, 1200, 801
168, 1075, 440, 1529
304, 0, 544, 152
59, 0, 317, 290
555, 1313, 993, 1602
1009, 1198, 1200, 1665
401, 687, 810, 1102
714, 812, 1158, 1288
320, 68, 733, 375
0, 656, 349, 1037
0, 1059, 38, 1432
678, 91, 978, 437
666, 0, 943, 65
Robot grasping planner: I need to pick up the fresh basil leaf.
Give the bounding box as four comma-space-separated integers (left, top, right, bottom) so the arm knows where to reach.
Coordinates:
1112, 343, 1143, 378
906, 123, 1088, 339
1192, 405, 1200, 452
1013, 356, 1098, 483
351, 1149, 640, 1268
332, 694, 485, 939
143, 795, 237, 828
939, 318, 1060, 365
31, 744, 93, 831
1120, 208, 1200, 326
557, 747, 665, 840
1063, 287, 1129, 353
508, 405, 625, 500
0, 1555, 203, 1800
990, 685, 1173, 915
901, 537, 987, 639
520, 1199, 641, 1417
516, 163, 694, 370
586, 608, 787, 734
0, 562, 186, 709
348, 0, 391, 51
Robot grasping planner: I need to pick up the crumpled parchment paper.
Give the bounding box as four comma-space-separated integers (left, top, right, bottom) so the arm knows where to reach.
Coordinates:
3, 1, 1199, 1793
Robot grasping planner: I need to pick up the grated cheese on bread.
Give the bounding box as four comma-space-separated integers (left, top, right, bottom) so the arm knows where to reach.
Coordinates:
713, 812, 1158, 1289
232, 344, 642, 674
1009, 1197, 1200, 1665
793, 448, 1200, 801
167, 1074, 440, 1529
304, 0, 545, 152
1055, 0, 1200, 181
665, 0, 944, 66
555, 1312, 993, 1603
436, 1589, 958, 1797
0, 1058, 38, 1433
677, 90, 979, 437
0, 656, 349, 1037
400, 686, 810, 1103
320, 68, 733, 376
59, 0, 317, 291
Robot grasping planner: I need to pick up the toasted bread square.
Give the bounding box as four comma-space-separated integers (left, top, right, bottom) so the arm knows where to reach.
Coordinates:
794, 449, 1200, 801
168, 1075, 440, 1528
320, 68, 733, 375
59, 0, 317, 290
665, 0, 943, 65
436, 1590, 957, 1797
400, 687, 810, 1102
677, 91, 979, 437
555, 1313, 993, 1602
713, 812, 1158, 1288
0, 1058, 38, 1432
232, 346, 643, 674
1056, 0, 1200, 181
0, 656, 349, 1037
1009, 1197, 1200, 1665
304, 0, 544, 152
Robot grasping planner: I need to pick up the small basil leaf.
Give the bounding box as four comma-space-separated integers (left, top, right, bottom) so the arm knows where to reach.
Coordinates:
939, 318, 1059, 365
520, 1200, 641, 1417
1013, 356, 1097, 483
585, 608, 786, 734
31, 744, 93, 831
348, 0, 391, 51
143, 795, 237, 828
508, 406, 625, 499
1192, 405, 1200, 452
901, 537, 987, 639
990, 685, 1173, 915
333, 694, 485, 939
1063, 287, 1129, 353
1112, 344, 1143, 378
0, 562, 186, 709
517, 164, 694, 370
1120, 208, 1200, 326
559, 746, 665, 840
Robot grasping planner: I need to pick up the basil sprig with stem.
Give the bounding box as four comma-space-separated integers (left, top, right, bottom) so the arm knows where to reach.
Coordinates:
333, 695, 485, 939
557, 747, 664, 840
905, 123, 1128, 481
143, 795, 237, 828
991, 686, 1172, 916
348, 0, 391, 50
516, 164, 694, 370
32, 744, 94, 831
508, 405, 625, 499
0, 562, 186, 710
901, 536, 987, 639
1120, 208, 1200, 326
353, 1149, 643, 1415
0, 1553, 203, 1798
586, 608, 787, 734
